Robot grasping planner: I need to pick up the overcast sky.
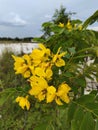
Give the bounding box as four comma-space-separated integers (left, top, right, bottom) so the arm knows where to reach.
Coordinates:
0, 0, 98, 38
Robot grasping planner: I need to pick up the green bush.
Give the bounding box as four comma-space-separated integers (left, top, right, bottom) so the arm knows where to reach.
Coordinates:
0, 49, 27, 89
0, 49, 30, 130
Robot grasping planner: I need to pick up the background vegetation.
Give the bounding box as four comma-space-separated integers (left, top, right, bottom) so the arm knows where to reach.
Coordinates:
0, 37, 34, 43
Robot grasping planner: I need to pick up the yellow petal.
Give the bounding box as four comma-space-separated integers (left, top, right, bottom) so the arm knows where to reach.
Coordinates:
19, 97, 26, 109
55, 97, 63, 105
60, 95, 70, 104
37, 91, 46, 101
55, 59, 65, 67
58, 22, 64, 28
66, 21, 72, 30
46, 68, 53, 80
34, 67, 45, 77
23, 70, 30, 78
16, 96, 21, 102
46, 86, 56, 103
25, 99, 30, 110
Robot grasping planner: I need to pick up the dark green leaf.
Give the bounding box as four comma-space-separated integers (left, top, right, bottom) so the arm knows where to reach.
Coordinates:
76, 94, 95, 105
71, 107, 84, 130
95, 119, 98, 130
34, 123, 48, 130
68, 47, 76, 55
67, 102, 77, 122
79, 112, 95, 130
83, 10, 98, 28
85, 103, 98, 111
0, 88, 16, 106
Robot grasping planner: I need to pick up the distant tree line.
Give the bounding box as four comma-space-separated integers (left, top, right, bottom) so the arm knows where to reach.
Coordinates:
0, 37, 34, 43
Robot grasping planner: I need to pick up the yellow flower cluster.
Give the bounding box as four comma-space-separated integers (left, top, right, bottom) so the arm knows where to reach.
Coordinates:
16, 96, 30, 110
58, 21, 72, 30
58, 22, 64, 28
13, 44, 71, 110
58, 21, 82, 31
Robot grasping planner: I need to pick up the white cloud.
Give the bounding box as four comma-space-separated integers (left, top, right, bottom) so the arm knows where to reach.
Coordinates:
87, 26, 98, 31
0, 12, 27, 27
10, 13, 27, 26
44, 14, 52, 19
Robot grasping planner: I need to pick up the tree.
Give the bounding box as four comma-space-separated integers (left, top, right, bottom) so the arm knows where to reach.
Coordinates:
52, 5, 74, 24
41, 5, 75, 38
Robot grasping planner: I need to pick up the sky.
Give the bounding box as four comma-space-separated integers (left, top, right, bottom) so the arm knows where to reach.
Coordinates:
0, 0, 98, 38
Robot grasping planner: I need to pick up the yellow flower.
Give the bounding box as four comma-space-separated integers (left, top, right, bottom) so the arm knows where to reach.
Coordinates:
58, 22, 64, 28
33, 66, 53, 80
55, 83, 71, 105
39, 43, 51, 58
23, 54, 32, 65
78, 25, 82, 30
30, 44, 51, 65
38, 62, 53, 80
74, 24, 77, 29
23, 70, 31, 78
12, 55, 25, 70
55, 97, 63, 105
29, 76, 48, 101
30, 48, 43, 61
34, 67, 46, 77
29, 76, 48, 88
52, 47, 66, 67
15, 64, 27, 73
46, 86, 56, 103
16, 96, 30, 110
66, 21, 72, 30
12, 55, 32, 78
45, 67, 53, 80
73, 24, 83, 31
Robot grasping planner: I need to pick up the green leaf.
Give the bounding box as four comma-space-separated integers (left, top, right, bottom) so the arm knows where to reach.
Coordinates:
67, 103, 77, 122
83, 10, 98, 28
73, 107, 84, 123
68, 47, 76, 55
76, 94, 95, 105
79, 112, 95, 130
0, 88, 16, 106
46, 123, 55, 130
75, 77, 86, 88
0, 93, 8, 106
34, 123, 48, 130
71, 120, 78, 130
59, 28, 65, 34
71, 107, 84, 130
85, 103, 98, 111
95, 119, 98, 130
34, 123, 54, 130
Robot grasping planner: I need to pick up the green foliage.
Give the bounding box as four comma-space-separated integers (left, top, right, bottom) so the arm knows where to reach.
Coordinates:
33, 9, 98, 130
52, 5, 73, 24
41, 5, 75, 38
66, 93, 98, 130
83, 10, 98, 28
0, 50, 26, 89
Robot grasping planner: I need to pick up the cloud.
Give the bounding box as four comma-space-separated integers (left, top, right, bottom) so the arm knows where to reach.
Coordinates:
87, 26, 98, 31
44, 14, 52, 19
0, 12, 27, 27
